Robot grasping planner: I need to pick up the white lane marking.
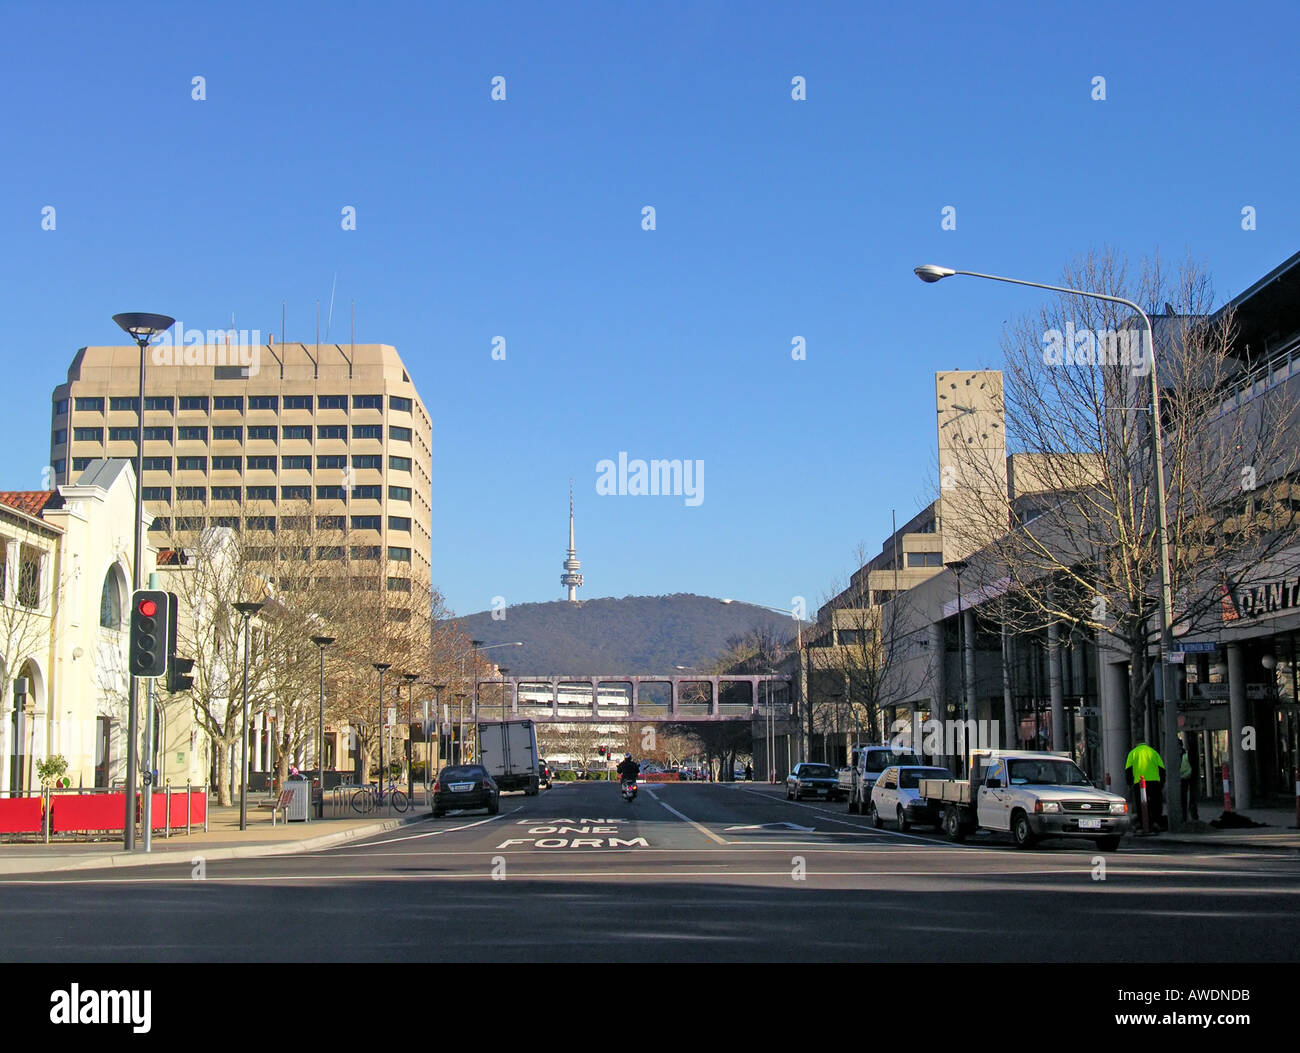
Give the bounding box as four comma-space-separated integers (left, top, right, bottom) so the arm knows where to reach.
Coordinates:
645, 788, 728, 844
725, 822, 815, 832
312, 806, 524, 852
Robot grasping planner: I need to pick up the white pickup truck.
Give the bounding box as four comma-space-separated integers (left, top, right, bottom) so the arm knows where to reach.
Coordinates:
919, 749, 1131, 850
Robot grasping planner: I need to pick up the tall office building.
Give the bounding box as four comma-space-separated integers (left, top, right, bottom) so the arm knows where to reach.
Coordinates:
50, 342, 432, 586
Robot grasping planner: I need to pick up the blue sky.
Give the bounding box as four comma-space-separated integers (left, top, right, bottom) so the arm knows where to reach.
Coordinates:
3, 1, 1297, 618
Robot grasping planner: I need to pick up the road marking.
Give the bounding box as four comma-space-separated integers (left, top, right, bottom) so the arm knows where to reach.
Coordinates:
645, 789, 728, 844
312, 806, 523, 852
725, 822, 815, 832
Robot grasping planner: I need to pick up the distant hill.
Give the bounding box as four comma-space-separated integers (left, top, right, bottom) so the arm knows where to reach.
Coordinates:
449, 593, 800, 676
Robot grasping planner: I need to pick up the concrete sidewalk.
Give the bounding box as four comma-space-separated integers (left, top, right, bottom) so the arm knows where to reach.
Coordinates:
1136, 805, 1300, 852
0, 797, 433, 875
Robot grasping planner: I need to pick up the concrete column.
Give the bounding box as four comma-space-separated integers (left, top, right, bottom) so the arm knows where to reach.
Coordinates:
962, 609, 977, 724
1101, 661, 1129, 794
1226, 643, 1252, 810
1048, 621, 1066, 752
930, 621, 946, 767
1000, 617, 1015, 749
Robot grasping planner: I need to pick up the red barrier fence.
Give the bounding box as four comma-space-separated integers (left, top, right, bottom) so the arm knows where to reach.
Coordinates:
0, 788, 208, 838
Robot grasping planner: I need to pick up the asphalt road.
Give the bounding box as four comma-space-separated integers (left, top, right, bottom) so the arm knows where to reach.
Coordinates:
3, 782, 1298, 962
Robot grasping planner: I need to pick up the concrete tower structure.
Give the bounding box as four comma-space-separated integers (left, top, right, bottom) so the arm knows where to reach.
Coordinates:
560, 480, 583, 602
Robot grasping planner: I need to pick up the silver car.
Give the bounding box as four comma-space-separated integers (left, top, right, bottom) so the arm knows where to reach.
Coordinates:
869, 765, 953, 831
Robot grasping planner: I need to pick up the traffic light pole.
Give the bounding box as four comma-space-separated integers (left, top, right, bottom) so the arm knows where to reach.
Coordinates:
143, 677, 155, 852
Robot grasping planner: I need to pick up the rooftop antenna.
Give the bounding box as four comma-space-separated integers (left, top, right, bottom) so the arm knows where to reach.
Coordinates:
325, 271, 337, 342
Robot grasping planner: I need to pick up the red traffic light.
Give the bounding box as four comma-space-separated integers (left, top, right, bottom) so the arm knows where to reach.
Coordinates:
137, 598, 158, 617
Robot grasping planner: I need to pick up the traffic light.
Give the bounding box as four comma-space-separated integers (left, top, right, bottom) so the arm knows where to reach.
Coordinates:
163, 591, 194, 692
598, 746, 606, 756
129, 589, 169, 677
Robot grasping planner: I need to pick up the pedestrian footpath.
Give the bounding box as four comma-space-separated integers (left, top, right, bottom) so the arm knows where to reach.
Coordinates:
0, 797, 432, 876
1139, 804, 1300, 852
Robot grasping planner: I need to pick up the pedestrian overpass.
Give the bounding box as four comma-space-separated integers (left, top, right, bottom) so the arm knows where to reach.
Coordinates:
458, 674, 794, 724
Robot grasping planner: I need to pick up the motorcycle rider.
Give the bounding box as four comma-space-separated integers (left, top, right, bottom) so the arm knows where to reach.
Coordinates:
616, 752, 640, 788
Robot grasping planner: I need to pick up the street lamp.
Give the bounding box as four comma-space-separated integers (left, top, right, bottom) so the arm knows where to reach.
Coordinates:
454, 693, 467, 764
311, 635, 334, 813
401, 672, 419, 797
373, 663, 390, 789
429, 682, 446, 787
112, 311, 174, 851
234, 600, 265, 831
917, 263, 1179, 823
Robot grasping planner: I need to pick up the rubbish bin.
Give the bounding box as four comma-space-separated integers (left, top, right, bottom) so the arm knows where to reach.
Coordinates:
283, 779, 310, 822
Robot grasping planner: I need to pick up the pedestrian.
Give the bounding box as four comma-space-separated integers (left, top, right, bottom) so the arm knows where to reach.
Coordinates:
1179, 742, 1198, 821
1125, 740, 1166, 832
745, 763, 753, 781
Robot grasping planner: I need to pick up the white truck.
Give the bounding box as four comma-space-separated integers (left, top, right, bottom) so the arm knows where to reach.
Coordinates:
476, 719, 541, 795
844, 744, 923, 814
919, 749, 1131, 850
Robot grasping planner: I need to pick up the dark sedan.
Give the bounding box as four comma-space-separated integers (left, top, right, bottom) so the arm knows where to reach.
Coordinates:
786, 762, 844, 801
433, 764, 500, 817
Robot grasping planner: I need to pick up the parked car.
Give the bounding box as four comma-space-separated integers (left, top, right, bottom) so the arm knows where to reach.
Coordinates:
869, 765, 954, 831
432, 764, 500, 817
786, 762, 844, 801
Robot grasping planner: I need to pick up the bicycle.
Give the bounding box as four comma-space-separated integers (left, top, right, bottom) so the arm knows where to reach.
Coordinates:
351, 780, 410, 814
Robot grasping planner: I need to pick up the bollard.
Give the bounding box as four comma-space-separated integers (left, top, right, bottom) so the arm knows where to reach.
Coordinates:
1222, 762, 1232, 813
165, 784, 172, 839
186, 782, 192, 835
1139, 777, 1150, 834
1294, 766, 1299, 830
43, 788, 50, 844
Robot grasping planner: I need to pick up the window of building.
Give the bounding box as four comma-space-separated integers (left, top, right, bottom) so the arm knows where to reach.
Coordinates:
316, 515, 345, 531
246, 425, 276, 440
212, 516, 240, 529
247, 456, 277, 472
143, 456, 170, 471
316, 486, 345, 501
283, 395, 312, 410
388, 608, 411, 622
245, 517, 276, 532
389, 395, 412, 413
177, 486, 206, 502
178, 426, 207, 442
246, 486, 275, 501
352, 454, 381, 470
145, 396, 174, 412
317, 455, 346, 470
388, 455, 411, 472
142, 486, 172, 502
212, 456, 242, 472
213, 395, 243, 411
390, 426, 412, 442
176, 516, 205, 531
51, 459, 65, 475
149, 516, 170, 534
352, 576, 380, 591
281, 516, 310, 530
107, 427, 135, 442
74, 427, 102, 443
178, 396, 208, 412
351, 515, 381, 531
906, 551, 942, 568
387, 577, 411, 593
212, 425, 243, 441
351, 546, 381, 560
350, 394, 381, 410
71, 457, 91, 472
281, 455, 310, 471
176, 456, 207, 471
75, 397, 104, 412
53, 399, 68, 416
352, 424, 382, 440
110, 396, 138, 412
53, 429, 67, 445
248, 395, 279, 411
388, 485, 411, 502
283, 425, 311, 440
144, 426, 173, 442
388, 546, 411, 563
388, 516, 411, 532
281, 485, 310, 501
318, 395, 347, 410
316, 546, 345, 560
351, 485, 381, 500
317, 425, 347, 440
212, 486, 241, 501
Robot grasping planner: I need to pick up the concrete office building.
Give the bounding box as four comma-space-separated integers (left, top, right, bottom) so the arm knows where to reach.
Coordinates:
49, 342, 433, 589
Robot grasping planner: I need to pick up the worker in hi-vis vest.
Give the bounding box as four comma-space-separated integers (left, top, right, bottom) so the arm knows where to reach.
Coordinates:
1125, 741, 1166, 831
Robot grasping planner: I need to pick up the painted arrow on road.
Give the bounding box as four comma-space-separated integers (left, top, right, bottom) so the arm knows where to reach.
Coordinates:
724, 822, 815, 832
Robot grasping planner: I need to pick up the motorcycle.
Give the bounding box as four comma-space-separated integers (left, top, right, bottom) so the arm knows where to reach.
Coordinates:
621, 779, 638, 802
